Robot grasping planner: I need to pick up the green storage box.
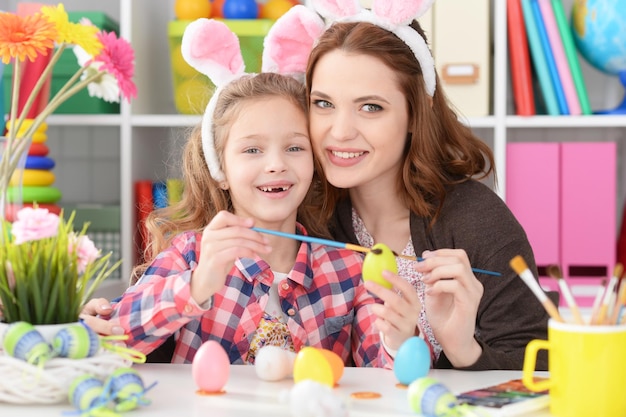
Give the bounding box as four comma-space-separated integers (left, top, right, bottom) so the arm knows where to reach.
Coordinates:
3, 12, 120, 114
168, 19, 274, 114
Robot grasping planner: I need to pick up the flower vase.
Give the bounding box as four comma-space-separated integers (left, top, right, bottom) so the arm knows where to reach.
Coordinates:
0, 135, 29, 223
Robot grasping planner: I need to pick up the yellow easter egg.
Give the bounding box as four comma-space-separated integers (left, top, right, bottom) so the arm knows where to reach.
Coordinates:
293, 347, 334, 387
320, 348, 344, 385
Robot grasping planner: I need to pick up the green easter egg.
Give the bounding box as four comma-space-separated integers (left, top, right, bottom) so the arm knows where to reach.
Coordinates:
68, 374, 105, 411
407, 377, 457, 416
362, 243, 397, 289
53, 323, 100, 358
2, 321, 51, 365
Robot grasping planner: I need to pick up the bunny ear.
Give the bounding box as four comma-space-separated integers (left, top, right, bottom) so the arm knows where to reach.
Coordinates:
372, 0, 434, 25
309, 0, 361, 21
181, 18, 245, 87
262, 5, 325, 78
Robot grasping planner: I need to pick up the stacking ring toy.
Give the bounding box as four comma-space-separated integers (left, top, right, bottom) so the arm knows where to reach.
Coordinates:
25, 156, 55, 170
28, 142, 49, 156
8, 186, 62, 203
12, 169, 55, 186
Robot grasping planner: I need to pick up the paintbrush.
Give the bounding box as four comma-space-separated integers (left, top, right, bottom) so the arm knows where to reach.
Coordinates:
509, 256, 564, 323
609, 276, 626, 325
591, 263, 623, 325
252, 227, 502, 276
546, 264, 583, 325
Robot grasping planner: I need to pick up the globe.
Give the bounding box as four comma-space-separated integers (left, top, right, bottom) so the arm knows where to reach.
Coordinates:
571, 0, 626, 114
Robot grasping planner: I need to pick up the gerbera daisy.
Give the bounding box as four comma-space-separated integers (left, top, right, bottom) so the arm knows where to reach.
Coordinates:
93, 31, 137, 102
0, 12, 57, 64
73, 44, 120, 103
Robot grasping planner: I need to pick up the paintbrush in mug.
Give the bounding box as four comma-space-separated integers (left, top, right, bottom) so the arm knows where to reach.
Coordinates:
510, 255, 564, 323
546, 264, 584, 325
252, 227, 502, 276
592, 263, 623, 325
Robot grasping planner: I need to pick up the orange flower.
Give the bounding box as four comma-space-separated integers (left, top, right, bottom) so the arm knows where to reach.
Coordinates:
0, 12, 57, 64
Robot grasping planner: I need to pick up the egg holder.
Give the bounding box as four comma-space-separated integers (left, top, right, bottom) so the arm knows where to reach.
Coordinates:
0, 321, 141, 404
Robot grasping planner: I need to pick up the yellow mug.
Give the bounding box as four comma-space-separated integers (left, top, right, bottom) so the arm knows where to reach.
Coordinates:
523, 320, 626, 417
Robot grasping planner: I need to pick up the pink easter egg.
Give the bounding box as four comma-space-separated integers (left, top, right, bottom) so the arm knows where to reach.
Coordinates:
192, 340, 230, 393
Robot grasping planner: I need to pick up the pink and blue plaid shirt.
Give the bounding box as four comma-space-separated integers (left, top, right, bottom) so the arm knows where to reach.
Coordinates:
110, 227, 392, 367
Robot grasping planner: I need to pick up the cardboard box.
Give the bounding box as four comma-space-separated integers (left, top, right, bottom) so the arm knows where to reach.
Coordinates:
2, 11, 120, 115
168, 19, 274, 114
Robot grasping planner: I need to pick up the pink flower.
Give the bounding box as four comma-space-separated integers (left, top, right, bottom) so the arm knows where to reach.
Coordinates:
93, 31, 137, 102
11, 207, 60, 244
69, 233, 101, 274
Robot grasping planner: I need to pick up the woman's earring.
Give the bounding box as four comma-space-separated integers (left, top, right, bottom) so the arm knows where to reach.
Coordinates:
219, 182, 229, 190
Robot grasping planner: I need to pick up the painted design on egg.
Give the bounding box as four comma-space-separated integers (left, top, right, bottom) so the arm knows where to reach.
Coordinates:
52, 322, 101, 359
68, 374, 111, 415
2, 321, 52, 365
108, 367, 155, 412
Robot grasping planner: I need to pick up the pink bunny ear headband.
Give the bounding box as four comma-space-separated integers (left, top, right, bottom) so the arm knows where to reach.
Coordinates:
181, 6, 325, 182
308, 0, 437, 97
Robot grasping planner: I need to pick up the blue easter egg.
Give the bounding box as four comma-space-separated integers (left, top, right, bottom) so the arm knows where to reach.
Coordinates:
222, 0, 258, 18
68, 374, 106, 411
53, 322, 101, 358
108, 367, 149, 412
393, 336, 431, 385
407, 377, 458, 416
2, 321, 51, 365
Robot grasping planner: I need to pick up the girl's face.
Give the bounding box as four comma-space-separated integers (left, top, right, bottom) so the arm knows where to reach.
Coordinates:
309, 50, 409, 191
222, 96, 313, 229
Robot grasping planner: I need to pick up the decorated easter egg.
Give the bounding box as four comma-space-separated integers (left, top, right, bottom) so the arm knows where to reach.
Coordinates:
192, 340, 230, 393
407, 377, 458, 416
68, 374, 107, 413
394, 336, 431, 385
255, 345, 296, 381
52, 322, 100, 359
2, 321, 51, 365
362, 243, 397, 289
320, 349, 344, 385
293, 347, 334, 388
109, 367, 150, 412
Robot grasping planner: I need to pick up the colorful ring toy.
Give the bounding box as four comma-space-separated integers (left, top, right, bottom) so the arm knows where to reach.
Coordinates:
8, 186, 62, 203
25, 156, 55, 170
28, 142, 49, 156
12, 169, 55, 186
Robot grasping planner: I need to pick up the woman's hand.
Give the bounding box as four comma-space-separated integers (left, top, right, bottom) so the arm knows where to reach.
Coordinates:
79, 298, 125, 336
365, 271, 422, 352
415, 249, 483, 367
191, 211, 271, 305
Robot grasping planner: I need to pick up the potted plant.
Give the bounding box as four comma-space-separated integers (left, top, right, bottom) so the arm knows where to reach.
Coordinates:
0, 206, 122, 327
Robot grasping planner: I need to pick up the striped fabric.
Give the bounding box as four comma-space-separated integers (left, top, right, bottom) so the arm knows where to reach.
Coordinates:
110, 226, 392, 368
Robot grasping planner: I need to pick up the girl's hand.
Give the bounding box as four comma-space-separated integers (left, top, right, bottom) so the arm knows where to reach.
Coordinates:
191, 211, 271, 305
415, 249, 483, 367
79, 298, 125, 336
365, 271, 421, 352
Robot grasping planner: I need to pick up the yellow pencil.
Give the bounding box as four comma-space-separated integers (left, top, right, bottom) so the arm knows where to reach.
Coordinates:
510, 256, 564, 323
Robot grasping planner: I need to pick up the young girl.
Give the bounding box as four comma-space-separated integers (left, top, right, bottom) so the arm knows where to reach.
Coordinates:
301, 0, 551, 370
106, 18, 420, 365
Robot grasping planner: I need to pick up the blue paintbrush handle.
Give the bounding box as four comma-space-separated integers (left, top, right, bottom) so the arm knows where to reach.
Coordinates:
251, 227, 501, 276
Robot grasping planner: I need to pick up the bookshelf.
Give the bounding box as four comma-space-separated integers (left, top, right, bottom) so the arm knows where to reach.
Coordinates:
7, 0, 625, 293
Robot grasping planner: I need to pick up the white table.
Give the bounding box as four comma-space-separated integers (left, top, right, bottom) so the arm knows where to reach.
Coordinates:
0, 364, 551, 416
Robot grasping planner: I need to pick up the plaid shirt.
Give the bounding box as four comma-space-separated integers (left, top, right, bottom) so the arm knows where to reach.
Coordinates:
110, 227, 392, 368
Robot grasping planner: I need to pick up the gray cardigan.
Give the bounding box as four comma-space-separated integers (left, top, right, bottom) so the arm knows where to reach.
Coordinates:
330, 179, 550, 370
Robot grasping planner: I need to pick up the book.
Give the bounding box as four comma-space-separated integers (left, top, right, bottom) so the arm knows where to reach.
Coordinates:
538, 0, 581, 115
457, 377, 549, 416
550, 0, 592, 114
507, 0, 536, 115
531, 0, 568, 114
521, 0, 559, 115
135, 179, 154, 262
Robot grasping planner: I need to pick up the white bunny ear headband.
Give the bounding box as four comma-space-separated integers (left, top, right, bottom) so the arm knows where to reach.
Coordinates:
308, 0, 437, 97
181, 6, 325, 182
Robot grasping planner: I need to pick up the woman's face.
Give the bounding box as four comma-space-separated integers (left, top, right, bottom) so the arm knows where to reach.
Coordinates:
309, 50, 409, 191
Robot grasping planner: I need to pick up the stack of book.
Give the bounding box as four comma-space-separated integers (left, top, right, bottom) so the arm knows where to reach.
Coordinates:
508, 0, 591, 115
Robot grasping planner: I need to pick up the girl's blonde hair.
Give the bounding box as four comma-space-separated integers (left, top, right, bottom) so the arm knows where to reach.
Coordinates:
132, 73, 328, 283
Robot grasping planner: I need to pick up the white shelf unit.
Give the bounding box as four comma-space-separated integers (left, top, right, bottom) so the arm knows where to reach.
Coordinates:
10, 0, 625, 289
